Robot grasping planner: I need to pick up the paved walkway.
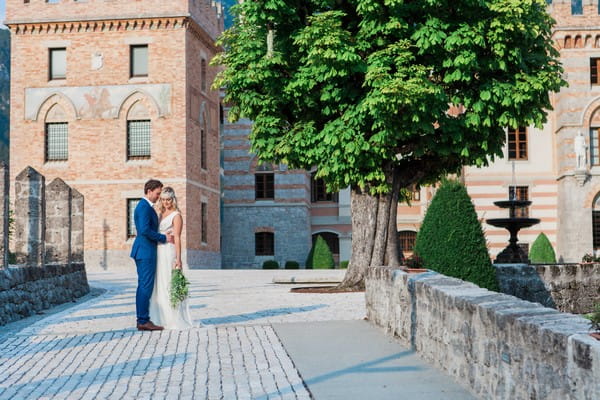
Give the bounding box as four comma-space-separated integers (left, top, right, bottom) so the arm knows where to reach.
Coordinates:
0, 270, 476, 399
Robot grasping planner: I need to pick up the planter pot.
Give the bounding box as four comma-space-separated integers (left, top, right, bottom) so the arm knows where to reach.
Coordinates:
406, 268, 428, 274
590, 332, 600, 341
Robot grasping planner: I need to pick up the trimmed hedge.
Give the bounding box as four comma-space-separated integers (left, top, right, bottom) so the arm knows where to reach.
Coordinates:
306, 235, 335, 269
262, 260, 279, 269
284, 260, 300, 269
529, 233, 556, 264
414, 180, 498, 291
340, 260, 349, 269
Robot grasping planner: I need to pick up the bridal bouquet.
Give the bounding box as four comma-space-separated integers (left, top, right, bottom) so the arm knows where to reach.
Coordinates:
170, 269, 190, 308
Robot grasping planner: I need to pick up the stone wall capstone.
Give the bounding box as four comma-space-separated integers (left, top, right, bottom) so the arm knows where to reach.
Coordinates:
14, 166, 45, 266
366, 266, 600, 400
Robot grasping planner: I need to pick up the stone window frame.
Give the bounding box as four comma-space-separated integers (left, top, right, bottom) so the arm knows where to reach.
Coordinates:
45, 122, 68, 162
49, 47, 66, 81
130, 44, 148, 78
255, 232, 274, 256
126, 119, 151, 160
507, 126, 528, 160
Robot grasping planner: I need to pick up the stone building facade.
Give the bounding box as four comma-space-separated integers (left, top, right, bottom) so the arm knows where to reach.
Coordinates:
398, 1, 600, 263
6, 0, 223, 269
220, 111, 352, 268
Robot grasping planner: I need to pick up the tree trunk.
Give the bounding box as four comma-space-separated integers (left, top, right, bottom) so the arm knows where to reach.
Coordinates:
339, 170, 407, 290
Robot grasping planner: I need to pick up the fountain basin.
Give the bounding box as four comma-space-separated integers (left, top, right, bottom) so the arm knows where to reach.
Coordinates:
486, 218, 540, 230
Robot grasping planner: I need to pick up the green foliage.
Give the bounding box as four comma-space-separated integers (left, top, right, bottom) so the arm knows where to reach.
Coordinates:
582, 253, 600, 263
262, 260, 280, 269
414, 180, 498, 291
284, 260, 300, 269
340, 260, 349, 269
404, 254, 425, 269
306, 235, 335, 269
213, 0, 566, 195
170, 269, 190, 308
584, 303, 600, 332
529, 233, 556, 264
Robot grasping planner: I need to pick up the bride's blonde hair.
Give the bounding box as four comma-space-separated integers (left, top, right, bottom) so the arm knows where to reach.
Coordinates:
158, 186, 180, 214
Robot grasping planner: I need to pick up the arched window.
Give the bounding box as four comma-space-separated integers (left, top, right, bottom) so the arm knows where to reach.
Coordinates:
126, 101, 151, 160
574, 35, 583, 48
593, 195, 600, 250
45, 104, 68, 161
200, 111, 208, 170
398, 231, 417, 252
590, 108, 600, 165
312, 232, 339, 255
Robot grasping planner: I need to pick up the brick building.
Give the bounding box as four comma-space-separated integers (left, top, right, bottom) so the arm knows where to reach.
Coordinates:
6, 0, 223, 269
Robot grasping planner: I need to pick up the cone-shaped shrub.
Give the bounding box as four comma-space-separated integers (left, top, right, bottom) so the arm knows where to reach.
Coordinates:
529, 233, 556, 264
306, 235, 335, 269
414, 180, 499, 291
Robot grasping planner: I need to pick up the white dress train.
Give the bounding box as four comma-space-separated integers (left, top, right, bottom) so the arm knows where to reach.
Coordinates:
149, 211, 195, 329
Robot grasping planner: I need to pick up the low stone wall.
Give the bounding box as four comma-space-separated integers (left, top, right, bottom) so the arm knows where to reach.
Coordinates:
0, 263, 90, 326
495, 263, 600, 314
366, 266, 600, 400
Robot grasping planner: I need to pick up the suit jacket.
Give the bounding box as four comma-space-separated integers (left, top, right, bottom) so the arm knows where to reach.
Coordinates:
130, 199, 167, 261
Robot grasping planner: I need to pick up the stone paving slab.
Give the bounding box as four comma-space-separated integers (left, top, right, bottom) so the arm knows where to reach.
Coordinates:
0, 270, 477, 399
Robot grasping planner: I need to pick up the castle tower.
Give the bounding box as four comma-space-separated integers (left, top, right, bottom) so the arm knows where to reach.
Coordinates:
6, 0, 224, 269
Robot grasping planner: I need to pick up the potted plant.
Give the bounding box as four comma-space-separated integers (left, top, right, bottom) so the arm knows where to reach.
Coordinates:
584, 303, 600, 340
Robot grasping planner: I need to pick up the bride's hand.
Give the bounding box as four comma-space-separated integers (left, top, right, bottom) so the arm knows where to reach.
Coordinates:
173, 259, 182, 270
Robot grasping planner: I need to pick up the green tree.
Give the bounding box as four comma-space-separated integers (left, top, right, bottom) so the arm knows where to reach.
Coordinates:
306, 235, 335, 269
213, 0, 566, 289
414, 180, 498, 291
529, 232, 556, 264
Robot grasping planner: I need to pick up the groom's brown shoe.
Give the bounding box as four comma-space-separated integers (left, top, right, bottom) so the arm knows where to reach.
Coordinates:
137, 321, 164, 331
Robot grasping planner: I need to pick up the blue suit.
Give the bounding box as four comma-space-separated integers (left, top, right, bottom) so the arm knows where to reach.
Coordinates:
130, 199, 166, 324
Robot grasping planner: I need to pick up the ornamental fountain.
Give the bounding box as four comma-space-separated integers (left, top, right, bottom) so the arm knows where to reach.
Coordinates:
486, 163, 540, 263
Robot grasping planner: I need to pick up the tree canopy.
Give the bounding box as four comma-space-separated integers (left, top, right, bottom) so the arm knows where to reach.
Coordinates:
213, 0, 565, 194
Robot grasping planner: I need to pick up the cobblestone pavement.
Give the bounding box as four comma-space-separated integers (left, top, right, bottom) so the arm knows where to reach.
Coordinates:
0, 270, 365, 399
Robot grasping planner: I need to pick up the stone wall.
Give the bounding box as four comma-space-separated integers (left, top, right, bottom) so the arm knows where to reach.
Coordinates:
0, 263, 89, 325
366, 267, 600, 400
0, 165, 90, 326
495, 263, 600, 314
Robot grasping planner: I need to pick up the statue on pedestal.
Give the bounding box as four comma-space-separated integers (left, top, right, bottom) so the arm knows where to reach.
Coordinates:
575, 130, 587, 171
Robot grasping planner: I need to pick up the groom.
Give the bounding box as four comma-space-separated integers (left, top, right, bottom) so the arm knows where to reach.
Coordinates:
130, 179, 173, 331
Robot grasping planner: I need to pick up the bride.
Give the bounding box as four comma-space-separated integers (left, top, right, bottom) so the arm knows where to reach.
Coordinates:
149, 186, 195, 329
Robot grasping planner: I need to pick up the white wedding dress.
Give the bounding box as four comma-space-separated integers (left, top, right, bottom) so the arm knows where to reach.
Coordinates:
149, 211, 195, 329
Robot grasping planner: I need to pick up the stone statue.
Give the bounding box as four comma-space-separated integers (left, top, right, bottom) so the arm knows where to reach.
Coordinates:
575, 130, 587, 170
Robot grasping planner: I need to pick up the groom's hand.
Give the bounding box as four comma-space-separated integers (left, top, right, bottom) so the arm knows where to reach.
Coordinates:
166, 233, 175, 243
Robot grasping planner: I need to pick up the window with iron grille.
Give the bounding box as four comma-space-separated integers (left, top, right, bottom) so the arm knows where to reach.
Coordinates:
591, 128, 600, 165
201, 202, 207, 243
49, 48, 66, 80
45, 122, 68, 161
127, 120, 151, 159
398, 231, 417, 252
255, 232, 274, 256
311, 174, 338, 202
201, 58, 207, 92
130, 45, 148, 77
255, 173, 274, 200
572, 0, 583, 15
312, 233, 339, 254
509, 186, 529, 218
593, 211, 600, 250
507, 127, 527, 160
127, 198, 141, 238
200, 127, 207, 170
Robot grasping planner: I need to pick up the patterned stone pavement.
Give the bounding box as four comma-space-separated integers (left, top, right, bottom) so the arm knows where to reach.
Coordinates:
0, 270, 365, 399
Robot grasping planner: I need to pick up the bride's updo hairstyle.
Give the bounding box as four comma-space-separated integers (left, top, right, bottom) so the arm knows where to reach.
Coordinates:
158, 186, 180, 213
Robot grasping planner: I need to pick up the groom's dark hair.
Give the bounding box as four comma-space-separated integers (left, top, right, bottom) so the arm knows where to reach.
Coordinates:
144, 179, 163, 194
